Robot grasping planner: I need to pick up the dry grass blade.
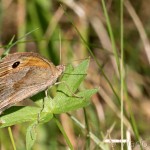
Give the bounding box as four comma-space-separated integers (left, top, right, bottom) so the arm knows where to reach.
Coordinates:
125, 0, 150, 64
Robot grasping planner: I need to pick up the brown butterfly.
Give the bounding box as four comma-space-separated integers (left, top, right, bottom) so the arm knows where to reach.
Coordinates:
0, 52, 65, 114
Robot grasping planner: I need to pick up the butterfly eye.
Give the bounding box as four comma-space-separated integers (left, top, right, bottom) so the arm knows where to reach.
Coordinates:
12, 61, 20, 68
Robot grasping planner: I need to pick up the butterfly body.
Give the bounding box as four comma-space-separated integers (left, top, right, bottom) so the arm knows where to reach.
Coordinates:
0, 52, 65, 114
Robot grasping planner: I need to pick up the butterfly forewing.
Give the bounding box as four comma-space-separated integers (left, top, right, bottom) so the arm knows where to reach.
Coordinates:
0, 52, 65, 114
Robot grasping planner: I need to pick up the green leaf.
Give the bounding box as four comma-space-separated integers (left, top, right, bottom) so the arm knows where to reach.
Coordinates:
48, 59, 98, 113
57, 59, 89, 95
0, 95, 53, 128
26, 122, 37, 150
0, 106, 40, 128
0, 104, 53, 128
51, 89, 98, 114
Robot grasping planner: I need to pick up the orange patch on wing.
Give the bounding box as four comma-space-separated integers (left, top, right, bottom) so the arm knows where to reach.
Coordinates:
21, 56, 50, 68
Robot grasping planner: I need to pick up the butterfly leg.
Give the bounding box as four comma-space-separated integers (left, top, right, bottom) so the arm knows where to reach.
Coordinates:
54, 81, 83, 98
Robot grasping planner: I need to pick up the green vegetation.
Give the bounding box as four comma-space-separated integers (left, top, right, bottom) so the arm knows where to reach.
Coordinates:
0, 0, 150, 149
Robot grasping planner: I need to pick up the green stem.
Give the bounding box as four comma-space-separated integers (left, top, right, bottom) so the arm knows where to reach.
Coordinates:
67, 113, 109, 150
83, 108, 90, 149
120, 0, 124, 149
101, 0, 120, 75
53, 115, 73, 150
8, 127, 16, 150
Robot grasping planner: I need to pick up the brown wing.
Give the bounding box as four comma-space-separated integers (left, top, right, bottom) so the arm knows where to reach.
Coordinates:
0, 52, 64, 114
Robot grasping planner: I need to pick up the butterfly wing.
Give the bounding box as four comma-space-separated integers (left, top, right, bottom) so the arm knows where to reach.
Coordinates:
0, 52, 64, 114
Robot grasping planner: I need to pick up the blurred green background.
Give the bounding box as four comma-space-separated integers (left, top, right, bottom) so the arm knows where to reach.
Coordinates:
0, 0, 150, 149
